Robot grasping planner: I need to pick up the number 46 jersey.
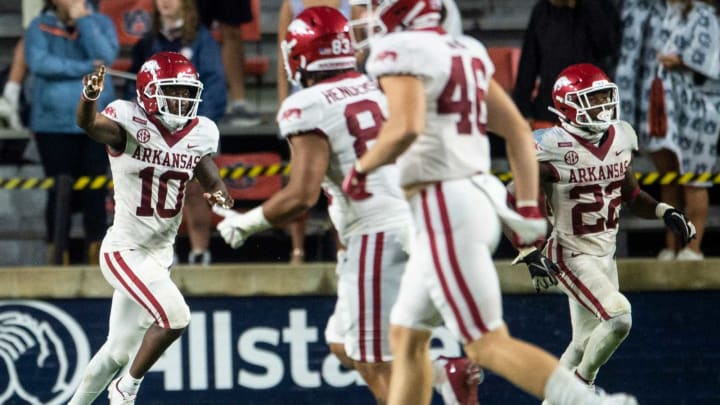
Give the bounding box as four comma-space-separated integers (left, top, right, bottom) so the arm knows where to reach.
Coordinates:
276, 71, 411, 239
535, 121, 638, 256
365, 31, 495, 187
101, 100, 219, 250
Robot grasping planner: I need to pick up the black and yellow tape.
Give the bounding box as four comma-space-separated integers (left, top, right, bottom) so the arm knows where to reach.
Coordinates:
1, 166, 719, 190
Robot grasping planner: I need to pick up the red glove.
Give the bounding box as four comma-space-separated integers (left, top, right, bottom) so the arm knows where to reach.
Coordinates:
342, 163, 372, 200
512, 205, 547, 249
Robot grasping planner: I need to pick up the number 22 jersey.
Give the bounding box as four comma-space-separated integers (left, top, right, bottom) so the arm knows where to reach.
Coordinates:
101, 100, 219, 250
535, 121, 638, 256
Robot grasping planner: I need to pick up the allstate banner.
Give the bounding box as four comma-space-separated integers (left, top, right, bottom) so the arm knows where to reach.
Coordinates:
0, 297, 463, 405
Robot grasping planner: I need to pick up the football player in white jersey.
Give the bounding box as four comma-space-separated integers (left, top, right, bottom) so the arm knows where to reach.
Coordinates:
342, 1, 639, 405
213, 7, 481, 404
511, 63, 695, 402
69, 52, 233, 405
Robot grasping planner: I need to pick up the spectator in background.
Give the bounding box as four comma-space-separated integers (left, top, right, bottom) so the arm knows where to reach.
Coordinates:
650, 0, 720, 260
513, 0, 621, 130
276, 0, 363, 265
25, 0, 118, 264
196, 0, 261, 127
0, 0, 45, 130
129, 0, 227, 265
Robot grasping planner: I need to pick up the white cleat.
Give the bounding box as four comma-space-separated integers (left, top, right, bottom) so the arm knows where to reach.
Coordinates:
108, 377, 137, 405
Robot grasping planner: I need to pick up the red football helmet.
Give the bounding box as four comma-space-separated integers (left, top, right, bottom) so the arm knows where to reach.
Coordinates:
348, 0, 442, 49
281, 7, 356, 88
549, 63, 619, 135
136, 51, 203, 130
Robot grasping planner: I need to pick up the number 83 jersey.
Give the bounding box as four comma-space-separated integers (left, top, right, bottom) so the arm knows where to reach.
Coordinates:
535, 121, 638, 256
101, 100, 219, 250
276, 72, 411, 238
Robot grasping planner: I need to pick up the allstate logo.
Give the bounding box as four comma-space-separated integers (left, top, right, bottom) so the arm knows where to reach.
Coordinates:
0, 300, 90, 405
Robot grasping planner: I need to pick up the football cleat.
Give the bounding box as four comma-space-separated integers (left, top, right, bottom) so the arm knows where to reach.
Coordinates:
438, 356, 483, 405
599, 393, 638, 405
108, 377, 137, 405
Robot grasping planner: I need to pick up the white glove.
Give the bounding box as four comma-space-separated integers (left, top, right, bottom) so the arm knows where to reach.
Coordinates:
0, 95, 22, 130
213, 205, 271, 249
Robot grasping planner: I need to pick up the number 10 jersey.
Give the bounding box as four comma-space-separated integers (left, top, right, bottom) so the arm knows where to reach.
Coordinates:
101, 100, 219, 250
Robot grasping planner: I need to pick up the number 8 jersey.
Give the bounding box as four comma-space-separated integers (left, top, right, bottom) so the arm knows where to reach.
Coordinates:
276, 71, 411, 238
101, 100, 219, 250
535, 121, 638, 256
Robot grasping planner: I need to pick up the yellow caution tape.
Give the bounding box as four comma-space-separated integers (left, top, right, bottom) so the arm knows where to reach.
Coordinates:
1, 167, 719, 189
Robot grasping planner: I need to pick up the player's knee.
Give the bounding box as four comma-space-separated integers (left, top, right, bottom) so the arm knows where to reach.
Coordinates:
606, 313, 632, 339
604, 291, 631, 318
175, 304, 192, 329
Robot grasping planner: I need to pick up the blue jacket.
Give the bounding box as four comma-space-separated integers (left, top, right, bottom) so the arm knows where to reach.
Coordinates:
129, 26, 227, 121
25, 9, 118, 134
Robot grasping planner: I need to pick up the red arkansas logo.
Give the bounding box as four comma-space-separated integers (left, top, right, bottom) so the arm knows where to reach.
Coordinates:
136, 128, 151, 144
564, 150, 579, 165
374, 50, 398, 62
102, 106, 117, 119
281, 108, 302, 121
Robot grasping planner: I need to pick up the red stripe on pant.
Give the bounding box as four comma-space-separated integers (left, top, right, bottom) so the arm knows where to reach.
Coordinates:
358, 235, 369, 363
555, 244, 611, 321
104, 252, 161, 326
113, 251, 171, 328
372, 232, 384, 362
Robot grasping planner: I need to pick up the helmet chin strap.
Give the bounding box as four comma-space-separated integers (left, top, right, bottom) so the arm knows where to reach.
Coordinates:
157, 114, 189, 132
560, 120, 606, 144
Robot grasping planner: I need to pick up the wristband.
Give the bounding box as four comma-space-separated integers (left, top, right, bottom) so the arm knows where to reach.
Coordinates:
354, 160, 365, 174
81, 87, 99, 102
516, 200, 538, 208
244, 206, 272, 233
655, 202, 673, 219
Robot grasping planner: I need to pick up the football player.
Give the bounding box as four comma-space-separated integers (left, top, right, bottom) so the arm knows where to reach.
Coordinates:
341, 1, 638, 405
512, 63, 695, 401
69, 52, 232, 405
213, 7, 481, 404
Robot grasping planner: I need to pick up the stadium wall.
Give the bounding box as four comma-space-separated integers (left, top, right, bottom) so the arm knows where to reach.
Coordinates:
0, 260, 718, 404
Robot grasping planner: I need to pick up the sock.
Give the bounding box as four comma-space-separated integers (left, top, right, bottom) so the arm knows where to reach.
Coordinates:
3, 81, 20, 106
544, 366, 601, 405
576, 314, 632, 383
67, 346, 123, 405
558, 342, 584, 370
118, 373, 144, 395
430, 358, 448, 387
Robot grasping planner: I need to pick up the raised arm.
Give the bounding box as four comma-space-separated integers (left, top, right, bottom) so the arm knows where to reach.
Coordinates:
76, 65, 126, 151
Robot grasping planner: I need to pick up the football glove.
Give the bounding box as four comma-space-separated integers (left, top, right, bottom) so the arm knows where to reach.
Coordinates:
342, 162, 372, 201
512, 247, 560, 293
213, 205, 271, 249
657, 203, 696, 246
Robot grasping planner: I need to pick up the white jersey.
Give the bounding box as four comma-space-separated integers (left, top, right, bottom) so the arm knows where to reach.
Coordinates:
365, 31, 495, 186
101, 100, 219, 250
276, 72, 411, 238
535, 121, 638, 256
